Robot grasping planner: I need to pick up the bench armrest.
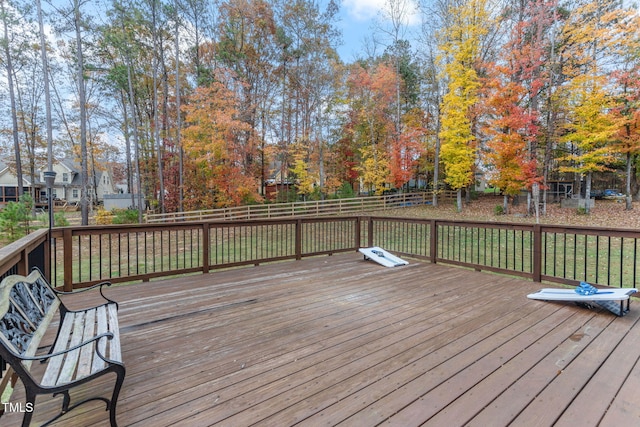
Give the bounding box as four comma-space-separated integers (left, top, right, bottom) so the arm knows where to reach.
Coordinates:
54, 281, 118, 309
30, 267, 119, 309
18, 332, 115, 361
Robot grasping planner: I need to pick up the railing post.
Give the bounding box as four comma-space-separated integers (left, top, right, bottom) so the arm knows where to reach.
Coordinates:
202, 223, 210, 273
63, 228, 73, 292
430, 220, 438, 263
533, 224, 542, 282
17, 248, 28, 276
44, 229, 52, 283
355, 217, 361, 249
368, 217, 374, 247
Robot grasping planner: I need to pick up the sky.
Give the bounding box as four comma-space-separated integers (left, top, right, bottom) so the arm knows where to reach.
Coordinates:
337, 0, 421, 61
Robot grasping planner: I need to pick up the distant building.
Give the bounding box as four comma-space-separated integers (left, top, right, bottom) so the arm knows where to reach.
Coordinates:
0, 158, 117, 208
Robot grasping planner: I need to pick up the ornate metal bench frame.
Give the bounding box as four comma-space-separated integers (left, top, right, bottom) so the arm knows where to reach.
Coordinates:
0, 268, 125, 426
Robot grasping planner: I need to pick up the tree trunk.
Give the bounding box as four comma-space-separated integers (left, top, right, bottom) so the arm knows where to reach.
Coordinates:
151, 0, 165, 214
625, 152, 632, 210
584, 172, 592, 214
1, 0, 24, 197
74, 0, 89, 225
175, 4, 183, 213
37, 0, 55, 227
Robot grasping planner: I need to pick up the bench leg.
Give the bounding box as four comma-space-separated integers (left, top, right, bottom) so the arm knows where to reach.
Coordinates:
21, 391, 36, 427
109, 366, 126, 427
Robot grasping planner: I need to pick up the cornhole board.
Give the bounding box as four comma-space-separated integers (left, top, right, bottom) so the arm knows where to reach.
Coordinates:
359, 246, 409, 267
527, 287, 638, 316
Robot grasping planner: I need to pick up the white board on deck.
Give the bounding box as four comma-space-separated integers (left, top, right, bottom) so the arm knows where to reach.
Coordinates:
359, 247, 409, 268
527, 287, 637, 302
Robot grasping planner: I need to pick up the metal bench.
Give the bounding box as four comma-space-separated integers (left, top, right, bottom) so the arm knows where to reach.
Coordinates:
0, 268, 125, 426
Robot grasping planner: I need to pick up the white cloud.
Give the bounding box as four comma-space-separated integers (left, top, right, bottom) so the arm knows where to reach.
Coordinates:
343, 0, 420, 26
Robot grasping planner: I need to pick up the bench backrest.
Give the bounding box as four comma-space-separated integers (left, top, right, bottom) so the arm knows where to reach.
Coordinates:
0, 271, 60, 360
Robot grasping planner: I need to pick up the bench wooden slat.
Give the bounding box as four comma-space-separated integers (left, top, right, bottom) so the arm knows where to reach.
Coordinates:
92, 305, 108, 372
77, 308, 97, 379
57, 312, 86, 385
40, 309, 76, 387
107, 304, 122, 363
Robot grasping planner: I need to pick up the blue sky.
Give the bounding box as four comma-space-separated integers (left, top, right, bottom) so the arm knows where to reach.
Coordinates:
336, 0, 421, 61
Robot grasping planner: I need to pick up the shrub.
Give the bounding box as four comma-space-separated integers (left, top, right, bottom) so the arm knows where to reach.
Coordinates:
0, 195, 34, 242
338, 182, 355, 199
494, 205, 504, 215
54, 212, 69, 227
0, 201, 29, 241
95, 209, 114, 225
111, 208, 140, 224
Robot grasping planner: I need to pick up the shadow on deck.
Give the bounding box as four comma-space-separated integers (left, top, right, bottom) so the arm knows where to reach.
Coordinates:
3, 253, 640, 426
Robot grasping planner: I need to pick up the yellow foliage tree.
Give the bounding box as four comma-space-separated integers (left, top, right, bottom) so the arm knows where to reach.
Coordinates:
290, 142, 317, 200
357, 144, 391, 195
559, 0, 631, 213
437, 0, 489, 211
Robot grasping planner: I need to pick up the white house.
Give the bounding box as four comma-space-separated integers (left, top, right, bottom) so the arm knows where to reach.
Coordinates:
0, 158, 117, 208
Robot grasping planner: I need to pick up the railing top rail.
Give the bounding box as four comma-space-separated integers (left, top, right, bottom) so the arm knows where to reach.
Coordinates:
50, 216, 365, 238
0, 228, 48, 277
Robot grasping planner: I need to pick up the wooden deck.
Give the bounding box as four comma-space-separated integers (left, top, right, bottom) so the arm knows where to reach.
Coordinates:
3, 252, 640, 426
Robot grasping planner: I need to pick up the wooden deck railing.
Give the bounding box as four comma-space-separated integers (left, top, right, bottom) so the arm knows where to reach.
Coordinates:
367, 218, 639, 289
4, 216, 639, 292
0, 228, 49, 281
48, 217, 364, 291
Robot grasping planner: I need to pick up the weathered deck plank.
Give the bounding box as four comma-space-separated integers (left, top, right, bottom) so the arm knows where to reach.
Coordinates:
2, 252, 639, 427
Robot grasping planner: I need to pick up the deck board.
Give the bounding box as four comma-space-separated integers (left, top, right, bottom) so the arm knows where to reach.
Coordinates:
2, 252, 640, 426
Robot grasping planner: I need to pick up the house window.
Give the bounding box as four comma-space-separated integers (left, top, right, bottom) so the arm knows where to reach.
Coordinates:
72, 189, 78, 198
63, 173, 69, 182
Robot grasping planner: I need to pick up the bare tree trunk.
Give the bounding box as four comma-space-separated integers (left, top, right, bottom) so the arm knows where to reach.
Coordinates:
585, 172, 593, 214
1, 0, 24, 197
37, 0, 55, 228
625, 152, 633, 210
121, 92, 135, 207
151, 0, 165, 214
174, 2, 184, 213
74, 0, 89, 225
126, 57, 144, 222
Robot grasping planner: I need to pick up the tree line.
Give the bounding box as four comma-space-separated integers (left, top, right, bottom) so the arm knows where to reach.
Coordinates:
1, 0, 639, 225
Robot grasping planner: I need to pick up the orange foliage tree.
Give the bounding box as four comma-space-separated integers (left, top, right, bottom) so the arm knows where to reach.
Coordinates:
482, 67, 538, 214
344, 62, 397, 194
181, 80, 262, 209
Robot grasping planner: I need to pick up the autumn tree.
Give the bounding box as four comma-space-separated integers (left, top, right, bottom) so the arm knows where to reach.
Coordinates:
272, 0, 342, 198
437, 0, 489, 212
216, 0, 279, 195
558, 0, 628, 213
345, 62, 397, 194
612, 65, 640, 209
181, 79, 261, 208
482, 68, 537, 214
289, 141, 317, 200
610, 11, 640, 209
481, 0, 551, 215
